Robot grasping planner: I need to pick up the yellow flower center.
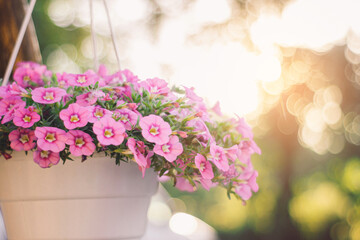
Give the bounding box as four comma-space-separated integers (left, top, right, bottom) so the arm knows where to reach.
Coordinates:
149, 126, 159, 136
45, 133, 56, 143
40, 150, 49, 158
43, 92, 54, 101
94, 109, 104, 118
104, 128, 114, 138
75, 137, 85, 147
19, 134, 29, 144
119, 114, 129, 123
200, 162, 205, 171
161, 144, 170, 153
77, 76, 87, 83
70, 114, 80, 122
23, 115, 31, 123
23, 75, 31, 82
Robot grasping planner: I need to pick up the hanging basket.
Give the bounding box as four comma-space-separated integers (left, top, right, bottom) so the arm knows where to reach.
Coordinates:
0, 152, 158, 239
0, 0, 261, 238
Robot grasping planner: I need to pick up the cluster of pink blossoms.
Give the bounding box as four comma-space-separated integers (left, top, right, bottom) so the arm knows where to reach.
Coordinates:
0, 62, 261, 201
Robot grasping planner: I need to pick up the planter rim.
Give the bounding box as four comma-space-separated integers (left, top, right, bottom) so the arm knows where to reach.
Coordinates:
0, 151, 159, 201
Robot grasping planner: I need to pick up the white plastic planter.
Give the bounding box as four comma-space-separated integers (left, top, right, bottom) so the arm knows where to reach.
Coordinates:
0, 152, 158, 240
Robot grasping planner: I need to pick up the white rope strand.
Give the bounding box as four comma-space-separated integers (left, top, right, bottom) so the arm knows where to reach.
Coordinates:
89, 0, 99, 71
103, 0, 121, 72
2, 0, 37, 86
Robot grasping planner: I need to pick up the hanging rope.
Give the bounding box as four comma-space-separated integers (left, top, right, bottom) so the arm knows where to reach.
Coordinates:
2, 0, 122, 86
89, 0, 99, 71
2, 0, 37, 86
103, 0, 122, 72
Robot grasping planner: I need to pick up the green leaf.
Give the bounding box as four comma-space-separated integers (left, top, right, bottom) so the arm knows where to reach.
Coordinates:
159, 168, 167, 177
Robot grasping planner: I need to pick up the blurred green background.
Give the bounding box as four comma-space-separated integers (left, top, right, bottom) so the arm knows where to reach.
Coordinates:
30, 0, 360, 239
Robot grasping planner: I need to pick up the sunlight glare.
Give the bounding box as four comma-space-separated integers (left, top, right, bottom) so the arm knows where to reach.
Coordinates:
169, 212, 198, 236
192, 0, 231, 24
256, 54, 282, 82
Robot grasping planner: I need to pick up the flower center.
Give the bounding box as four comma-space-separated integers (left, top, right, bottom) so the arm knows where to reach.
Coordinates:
94, 109, 104, 118
70, 114, 80, 122
43, 91, 54, 101
77, 76, 87, 84
85, 93, 95, 102
199, 162, 205, 171
149, 126, 159, 136
7, 104, 14, 111
23, 115, 31, 123
45, 133, 56, 143
40, 150, 49, 158
214, 152, 221, 161
23, 75, 31, 82
104, 128, 114, 138
119, 114, 129, 123
161, 144, 171, 153
150, 86, 158, 93
75, 137, 85, 147
19, 134, 29, 144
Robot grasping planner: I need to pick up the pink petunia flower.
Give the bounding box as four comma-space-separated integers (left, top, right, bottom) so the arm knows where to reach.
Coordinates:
0, 86, 8, 99
247, 171, 259, 192
67, 70, 98, 87
194, 153, 214, 179
8, 128, 36, 151
62, 93, 73, 104
8, 82, 28, 97
187, 118, 214, 143
127, 138, 148, 168
59, 103, 90, 129
199, 178, 218, 191
127, 103, 139, 112
13, 107, 40, 128
33, 148, 60, 168
233, 116, 254, 140
66, 130, 96, 156
93, 117, 125, 146
225, 145, 240, 162
207, 143, 229, 171
113, 108, 138, 130
175, 178, 196, 192
121, 69, 141, 90
153, 135, 183, 162
31, 87, 67, 104
221, 164, 238, 185
139, 151, 154, 178
237, 161, 255, 180
0, 96, 26, 124
17, 61, 51, 78
141, 78, 169, 95
35, 127, 67, 152
87, 106, 113, 123
122, 69, 139, 83
211, 101, 222, 116
183, 86, 202, 102
235, 184, 252, 201
237, 140, 261, 164
17, 61, 42, 69
13, 67, 43, 88
139, 115, 172, 145
102, 93, 112, 101
99, 67, 124, 87
56, 72, 70, 88
76, 92, 98, 106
